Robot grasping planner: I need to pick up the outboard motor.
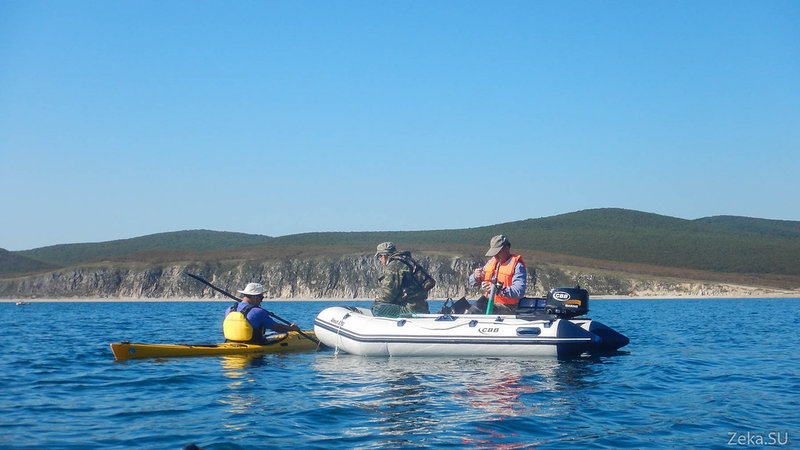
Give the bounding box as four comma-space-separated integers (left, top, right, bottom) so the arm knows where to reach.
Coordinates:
546, 286, 589, 318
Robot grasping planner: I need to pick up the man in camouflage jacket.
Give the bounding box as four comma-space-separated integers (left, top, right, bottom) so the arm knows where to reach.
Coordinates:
372, 242, 430, 317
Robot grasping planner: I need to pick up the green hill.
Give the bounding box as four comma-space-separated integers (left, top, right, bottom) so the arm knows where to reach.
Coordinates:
261, 209, 800, 276
0, 248, 60, 276
6, 209, 800, 280
499, 209, 800, 275
17, 230, 273, 267
696, 215, 800, 239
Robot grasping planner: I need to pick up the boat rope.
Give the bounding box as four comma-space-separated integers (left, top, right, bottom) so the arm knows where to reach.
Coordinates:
334, 313, 348, 356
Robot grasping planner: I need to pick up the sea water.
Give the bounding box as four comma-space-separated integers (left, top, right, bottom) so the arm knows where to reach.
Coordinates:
0, 298, 797, 449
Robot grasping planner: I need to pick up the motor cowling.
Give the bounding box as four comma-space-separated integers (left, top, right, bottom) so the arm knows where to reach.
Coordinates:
546, 286, 589, 318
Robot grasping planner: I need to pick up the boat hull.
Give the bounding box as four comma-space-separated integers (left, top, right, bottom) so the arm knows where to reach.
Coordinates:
110, 331, 318, 360
313, 307, 621, 357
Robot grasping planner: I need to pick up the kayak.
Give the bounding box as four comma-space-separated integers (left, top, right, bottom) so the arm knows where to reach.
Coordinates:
110, 331, 319, 360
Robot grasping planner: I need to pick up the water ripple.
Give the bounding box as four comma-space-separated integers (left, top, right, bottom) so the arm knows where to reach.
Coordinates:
1, 299, 798, 448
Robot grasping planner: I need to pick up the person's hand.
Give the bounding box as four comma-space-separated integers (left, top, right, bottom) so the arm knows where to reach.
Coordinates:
481, 281, 503, 291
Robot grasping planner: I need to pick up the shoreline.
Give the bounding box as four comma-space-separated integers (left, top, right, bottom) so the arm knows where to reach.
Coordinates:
4, 294, 800, 303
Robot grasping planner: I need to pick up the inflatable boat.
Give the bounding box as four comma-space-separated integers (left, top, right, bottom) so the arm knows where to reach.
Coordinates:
314, 287, 628, 358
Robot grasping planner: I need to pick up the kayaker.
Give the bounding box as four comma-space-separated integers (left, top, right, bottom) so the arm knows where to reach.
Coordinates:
223, 283, 300, 344
371, 242, 433, 317
469, 234, 527, 314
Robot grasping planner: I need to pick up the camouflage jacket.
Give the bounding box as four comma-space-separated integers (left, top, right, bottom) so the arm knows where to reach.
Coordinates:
375, 251, 429, 308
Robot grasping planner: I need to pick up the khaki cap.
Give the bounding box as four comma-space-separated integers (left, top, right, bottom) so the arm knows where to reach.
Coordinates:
485, 234, 510, 257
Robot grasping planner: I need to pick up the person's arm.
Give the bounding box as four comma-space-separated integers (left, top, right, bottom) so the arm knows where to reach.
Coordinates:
271, 322, 300, 333
501, 261, 527, 299
469, 265, 486, 287
253, 309, 299, 333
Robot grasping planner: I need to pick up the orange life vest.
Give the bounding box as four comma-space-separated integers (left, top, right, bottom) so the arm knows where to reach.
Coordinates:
482, 254, 525, 305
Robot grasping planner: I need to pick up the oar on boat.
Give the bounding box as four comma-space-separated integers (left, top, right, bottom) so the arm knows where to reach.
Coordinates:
485, 270, 500, 315
182, 272, 321, 345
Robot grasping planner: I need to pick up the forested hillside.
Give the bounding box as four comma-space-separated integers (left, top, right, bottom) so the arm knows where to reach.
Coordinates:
0, 249, 59, 276
16, 230, 273, 268
4, 209, 800, 280
263, 209, 800, 276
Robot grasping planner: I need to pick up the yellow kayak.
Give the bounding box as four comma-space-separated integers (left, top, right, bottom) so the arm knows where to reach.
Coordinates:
110, 331, 319, 360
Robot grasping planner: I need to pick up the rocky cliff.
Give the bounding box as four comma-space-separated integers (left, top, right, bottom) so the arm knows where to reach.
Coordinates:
1, 253, 796, 299
0, 254, 477, 299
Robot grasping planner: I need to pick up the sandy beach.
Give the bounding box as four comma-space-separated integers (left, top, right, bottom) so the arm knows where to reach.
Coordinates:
3, 297, 371, 303
5, 293, 799, 303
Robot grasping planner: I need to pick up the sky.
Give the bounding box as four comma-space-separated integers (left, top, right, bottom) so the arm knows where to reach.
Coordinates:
1, 1, 798, 251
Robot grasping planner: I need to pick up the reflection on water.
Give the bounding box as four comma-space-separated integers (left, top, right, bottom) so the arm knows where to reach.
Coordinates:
455, 360, 538, 418
310, 355, 608, 446
220, 354, 271, 375
217, 355, 269, 430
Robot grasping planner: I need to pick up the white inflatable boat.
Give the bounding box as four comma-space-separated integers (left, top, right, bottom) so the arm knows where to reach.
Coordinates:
314, 287, 629, 358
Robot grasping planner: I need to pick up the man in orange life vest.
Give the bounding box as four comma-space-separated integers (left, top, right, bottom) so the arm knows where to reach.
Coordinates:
468, 234, 527, 315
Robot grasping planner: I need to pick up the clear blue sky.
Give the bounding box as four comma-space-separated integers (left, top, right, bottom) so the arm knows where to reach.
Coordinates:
1, 1, 798, 251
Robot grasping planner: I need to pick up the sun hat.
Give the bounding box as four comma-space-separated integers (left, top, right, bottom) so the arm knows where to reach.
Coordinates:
375, 241, 396, 258
238, 282, 265, 296
485, 234, 510, 257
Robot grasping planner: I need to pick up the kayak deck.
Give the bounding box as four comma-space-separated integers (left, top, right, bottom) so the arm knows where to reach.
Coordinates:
110, 331, 319, 360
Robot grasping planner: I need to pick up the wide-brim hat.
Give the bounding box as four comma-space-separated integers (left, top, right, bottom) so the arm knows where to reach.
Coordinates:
238, 282, 265, 296
485, 234, 510, 257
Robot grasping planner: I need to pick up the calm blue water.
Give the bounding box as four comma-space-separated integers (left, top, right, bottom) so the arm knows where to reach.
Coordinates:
1, 298, 798, 449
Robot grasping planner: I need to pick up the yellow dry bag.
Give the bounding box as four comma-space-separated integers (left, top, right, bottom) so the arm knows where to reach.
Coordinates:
223, 303, 255, 342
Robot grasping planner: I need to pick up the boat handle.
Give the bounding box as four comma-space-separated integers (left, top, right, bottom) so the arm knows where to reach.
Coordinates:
516, 327, 541, 336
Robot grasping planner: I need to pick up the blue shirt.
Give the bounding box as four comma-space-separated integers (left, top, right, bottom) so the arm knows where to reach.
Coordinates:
224, 302, 276, 332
